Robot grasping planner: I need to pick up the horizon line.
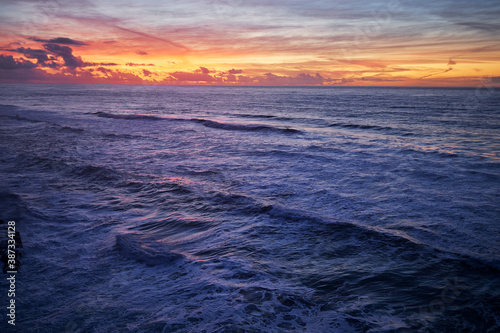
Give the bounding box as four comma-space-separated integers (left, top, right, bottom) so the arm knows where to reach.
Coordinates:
0, 82, 493, 89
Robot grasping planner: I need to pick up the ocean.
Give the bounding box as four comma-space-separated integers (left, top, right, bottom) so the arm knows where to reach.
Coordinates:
0, 84, 499, 332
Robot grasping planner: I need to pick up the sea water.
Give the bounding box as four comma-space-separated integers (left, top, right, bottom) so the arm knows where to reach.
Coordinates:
0, 84, 499, 332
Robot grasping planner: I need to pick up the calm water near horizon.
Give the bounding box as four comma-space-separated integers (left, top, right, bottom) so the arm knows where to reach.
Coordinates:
0, 84, 499, 332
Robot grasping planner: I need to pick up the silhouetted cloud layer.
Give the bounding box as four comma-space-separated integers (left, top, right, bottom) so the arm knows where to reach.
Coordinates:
29, 37, 88, 46
0, 55, 37, 70
5, 47, 50, 64
43, 43, 84, 69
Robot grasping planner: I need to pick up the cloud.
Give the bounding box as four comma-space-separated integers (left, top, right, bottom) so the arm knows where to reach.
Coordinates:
86, 68, 153, 84
200, 67, 210, 74
135, 50, 148, 55
0, 66, 148, 84
455, 22, 500, 33
257, 72, 325, 85
163, 69, 330, 85
337, 59, 387, 69
169, 71, 216, 83
90, 69, 148, 84
5, 47, 50, 64
228, 68, 243, 74
82, 61, 118, 67
43, 44, 84, 69
0, 54, 149, 84
96, 67, 113, 76
360, 76, 402, 82
113, 26, 190, 51
126, 62, 155, 66
43, 62, 60, 69
236, 75, 254, 83
340, 77, 355, 84
448, 58, 456, 66
142, 69, 152, 76
94, 62, 118, 66
420, 67, 453, 79
29, 37, 88, 46
0, 55, 37, 70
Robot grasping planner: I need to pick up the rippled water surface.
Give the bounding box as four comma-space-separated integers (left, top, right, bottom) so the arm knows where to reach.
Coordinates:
0, 84, 499, 332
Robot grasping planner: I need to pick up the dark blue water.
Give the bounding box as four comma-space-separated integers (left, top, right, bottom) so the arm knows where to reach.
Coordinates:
0, 84, 499, 332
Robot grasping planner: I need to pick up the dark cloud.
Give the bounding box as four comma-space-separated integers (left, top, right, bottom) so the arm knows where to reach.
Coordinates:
4, 41, 23, 48
142, 69, 152, 76
29, 37, 88, 46
84, 62, 118, 67
135, 50, 148, 55
6, 47, 50, 64
97, 67, 111, 73
199, 67, 210, 74
43, 43, 84, 69
0, 65, 148, 84
228, 68, 243, 74
0, 55, 37, 70
44, 61, 60, 69
96, 67, 113, 76
126, 62, 155, 66
6, 45, 117, 68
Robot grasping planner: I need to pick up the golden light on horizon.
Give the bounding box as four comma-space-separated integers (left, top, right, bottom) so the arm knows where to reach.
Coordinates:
0, 0, 499, 86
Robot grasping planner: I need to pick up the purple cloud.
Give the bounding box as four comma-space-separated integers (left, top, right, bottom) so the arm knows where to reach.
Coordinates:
29, 37, 88, 46
258, 72, 324, 85
96, 67, 113, 76
43, 43, 84, 69
0, 55, 37, 70
84, 62, 118, 67
5, 47, 50, 64
126, 62, 155, 66
199, 67, 210, 74
169, 71, 216, 82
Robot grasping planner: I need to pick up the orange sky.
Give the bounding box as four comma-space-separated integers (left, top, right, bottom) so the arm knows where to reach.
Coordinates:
1, 0, 499, 86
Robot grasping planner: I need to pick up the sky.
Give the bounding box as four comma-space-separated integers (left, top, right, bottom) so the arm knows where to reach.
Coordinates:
0, 0, 499, 86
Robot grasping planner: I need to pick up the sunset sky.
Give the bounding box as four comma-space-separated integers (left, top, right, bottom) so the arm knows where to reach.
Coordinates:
1, 0, 499, 86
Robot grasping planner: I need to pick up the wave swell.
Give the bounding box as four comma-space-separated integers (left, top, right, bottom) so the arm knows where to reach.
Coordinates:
116, 233, 185, 265
94, 111, 162, 121
329, 122, 413, 136
92, 112, 301, 134
191, 118, 301, 134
